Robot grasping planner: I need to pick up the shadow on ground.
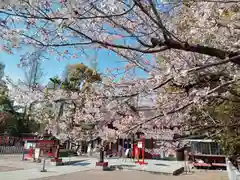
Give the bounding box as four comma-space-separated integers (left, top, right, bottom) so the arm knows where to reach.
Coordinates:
155, 163, 169, 167
103, 164, 137, 171
72, 161, 91, 166
63, 159, 90, 166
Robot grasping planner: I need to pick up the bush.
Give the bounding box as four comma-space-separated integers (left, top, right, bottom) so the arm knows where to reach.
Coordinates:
59, 149, 78, 157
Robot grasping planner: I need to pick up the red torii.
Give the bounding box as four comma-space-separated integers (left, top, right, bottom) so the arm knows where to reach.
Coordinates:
135, 135, 148, 165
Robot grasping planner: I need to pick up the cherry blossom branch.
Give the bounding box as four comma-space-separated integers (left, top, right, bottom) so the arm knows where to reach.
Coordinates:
91, 3, 153, 48
188, 123, 240, 133
0, 4, 135, 20
199, 0, 240, 3
123, 79, 238, 133
187, 55, 240, 73
22, 31, 168, 54
151, 38, 240, 65
1, 1, 240, 67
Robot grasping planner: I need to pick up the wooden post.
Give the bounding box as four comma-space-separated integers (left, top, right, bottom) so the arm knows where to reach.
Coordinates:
132, 133, 135, 158
151, 137, 154, 159
142, 138, 145, 164
151, 138, 154, 149
100, 147, 104, 163
137, 145, 140, 163
122, 138, 124, 157
116, 138, 119, 157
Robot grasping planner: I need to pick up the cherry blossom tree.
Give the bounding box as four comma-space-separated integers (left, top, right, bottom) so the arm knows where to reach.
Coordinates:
1, 0, 240, 151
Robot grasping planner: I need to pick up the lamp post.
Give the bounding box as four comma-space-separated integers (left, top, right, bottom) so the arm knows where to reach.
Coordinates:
96, 142, 108, 167
99, 146, 104, 163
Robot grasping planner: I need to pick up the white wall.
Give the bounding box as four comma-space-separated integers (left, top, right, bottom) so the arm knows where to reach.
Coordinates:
227, 159, 240, 180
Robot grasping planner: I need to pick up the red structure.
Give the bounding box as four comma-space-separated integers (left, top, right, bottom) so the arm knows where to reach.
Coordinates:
51, 145, 62, 163
26, 147, 34, 159
23, 139, 38, 160
106, 133, 179, 160
135, 136, 148, 165
23, 139, 59, 161
134, 144, 138, 159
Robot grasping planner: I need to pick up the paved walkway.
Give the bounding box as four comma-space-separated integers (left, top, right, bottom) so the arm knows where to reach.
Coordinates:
104, 158, 185, 174
0, 158, 97, 180
0, 155, 186, 180
36, 169, 228, 180
0, 165, 22, 172
0, 154, 229, 180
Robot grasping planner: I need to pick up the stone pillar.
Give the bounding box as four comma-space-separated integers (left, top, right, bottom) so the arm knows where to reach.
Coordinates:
87, 143, 92, 156
109, 142, 112, 151
77, 141, 82, 156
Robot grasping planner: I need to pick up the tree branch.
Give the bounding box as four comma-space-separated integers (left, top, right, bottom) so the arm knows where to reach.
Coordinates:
123, 79, 237, 133
151, 38, 240, 65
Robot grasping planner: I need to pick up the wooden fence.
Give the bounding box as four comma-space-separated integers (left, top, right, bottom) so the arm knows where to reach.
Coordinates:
0, 146, 24, 154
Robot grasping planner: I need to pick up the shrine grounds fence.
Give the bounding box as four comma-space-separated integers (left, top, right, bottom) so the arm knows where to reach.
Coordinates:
0, 135, 36, 154
0, 136, 24, 154
0, 146, 24, 154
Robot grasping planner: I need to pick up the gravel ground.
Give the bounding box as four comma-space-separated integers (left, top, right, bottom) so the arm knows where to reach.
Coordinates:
35, 169, 228, 180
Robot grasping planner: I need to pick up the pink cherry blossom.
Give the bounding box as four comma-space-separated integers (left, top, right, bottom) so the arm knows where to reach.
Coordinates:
2, 1, 240, 146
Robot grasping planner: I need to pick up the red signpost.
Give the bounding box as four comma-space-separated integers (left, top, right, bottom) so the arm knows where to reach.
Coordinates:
23, 139, 38, 160
22, 139, 60, 162
36, 140, 62, 162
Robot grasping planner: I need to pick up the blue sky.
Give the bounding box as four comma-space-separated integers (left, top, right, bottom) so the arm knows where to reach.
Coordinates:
0, 17, 149, 85
0, 0, 173, 85
0, 6, 137, 85
0, 45, 148, 85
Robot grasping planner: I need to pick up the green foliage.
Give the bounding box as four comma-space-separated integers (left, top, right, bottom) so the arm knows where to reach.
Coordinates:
0, 88, 40, 136
217, 130, 240, 156
0, 62, 5, 80
0, 61, 40, 136
189, 84, 240, 156
50, 76, 62, 85
68, 63, 101, 83
47, 63, 102, 91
